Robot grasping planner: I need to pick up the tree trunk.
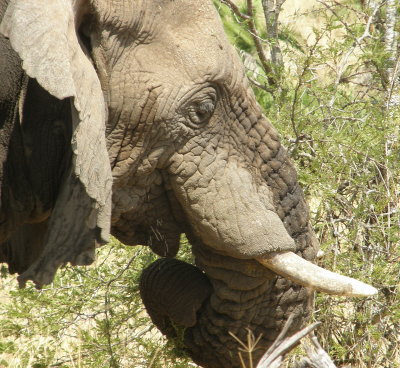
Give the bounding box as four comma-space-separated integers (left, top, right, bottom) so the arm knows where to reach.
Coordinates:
261, 0, 285, 68
384, 0, 400, 109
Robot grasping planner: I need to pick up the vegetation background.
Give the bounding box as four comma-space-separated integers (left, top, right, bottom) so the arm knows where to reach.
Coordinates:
0, 0, 399, 367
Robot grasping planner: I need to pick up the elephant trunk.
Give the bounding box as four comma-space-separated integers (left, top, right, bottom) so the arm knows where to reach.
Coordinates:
187, 243, 314, 368
140, 245, 312, 368
139, 258, 212, 338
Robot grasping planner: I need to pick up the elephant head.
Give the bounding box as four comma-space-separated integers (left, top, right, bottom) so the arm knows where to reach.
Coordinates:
0, 0, 376, 367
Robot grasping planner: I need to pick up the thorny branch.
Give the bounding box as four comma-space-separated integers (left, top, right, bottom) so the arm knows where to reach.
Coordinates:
317, 0, 385, 107
290, 32, 325, 140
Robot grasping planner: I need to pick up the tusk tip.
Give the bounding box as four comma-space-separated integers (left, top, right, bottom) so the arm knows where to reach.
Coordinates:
348, 281, 378, 297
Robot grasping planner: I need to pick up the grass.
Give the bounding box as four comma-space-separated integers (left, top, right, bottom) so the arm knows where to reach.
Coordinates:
0, 240, 198, 368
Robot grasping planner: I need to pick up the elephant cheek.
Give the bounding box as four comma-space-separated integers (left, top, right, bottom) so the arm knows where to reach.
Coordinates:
110, 186, 182, 257
111, 213, 181, 257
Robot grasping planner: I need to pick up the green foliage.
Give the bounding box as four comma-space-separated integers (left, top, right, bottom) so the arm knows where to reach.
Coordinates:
215, 1, 265, 54
1, 1, 399, 367
0, 240, 194, 367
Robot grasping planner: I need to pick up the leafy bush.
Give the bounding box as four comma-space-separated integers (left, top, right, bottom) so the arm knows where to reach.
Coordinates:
1, 1, 399, 367
0, 239, 196, 367
216, 0, 399, 366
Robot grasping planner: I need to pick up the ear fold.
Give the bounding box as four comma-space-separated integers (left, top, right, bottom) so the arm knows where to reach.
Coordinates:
0, 0, 112, 287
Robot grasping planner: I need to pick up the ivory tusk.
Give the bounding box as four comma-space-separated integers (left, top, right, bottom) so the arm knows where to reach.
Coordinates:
257, 251, 378, 297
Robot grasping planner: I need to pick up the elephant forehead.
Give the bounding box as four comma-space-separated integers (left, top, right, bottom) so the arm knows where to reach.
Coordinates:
122, 41, 235, 87
158, 1, 236, 79
101, 0, 236, 78
106, 0, 225, 37
165, 34, 234, 80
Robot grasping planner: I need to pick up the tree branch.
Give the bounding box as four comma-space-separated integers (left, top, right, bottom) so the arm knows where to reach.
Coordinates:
219, 0, 251, 20
246, 0, 277, 86
256, 317, 322, 368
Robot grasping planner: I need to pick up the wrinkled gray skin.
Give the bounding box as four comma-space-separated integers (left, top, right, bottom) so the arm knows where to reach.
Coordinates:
0, 1, 318, 367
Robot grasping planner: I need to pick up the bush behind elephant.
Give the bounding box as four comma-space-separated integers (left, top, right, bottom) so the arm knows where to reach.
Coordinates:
0, 0, 376, 367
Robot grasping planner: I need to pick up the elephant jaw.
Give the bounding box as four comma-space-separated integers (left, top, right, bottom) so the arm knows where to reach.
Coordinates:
257, 252, 378, 297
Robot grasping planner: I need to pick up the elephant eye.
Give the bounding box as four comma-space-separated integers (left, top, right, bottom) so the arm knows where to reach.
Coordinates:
187, 96, 215, 125
188, 100, 215, 125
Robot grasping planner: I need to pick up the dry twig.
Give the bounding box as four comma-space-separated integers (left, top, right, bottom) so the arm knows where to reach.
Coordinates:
256, 315, 322, 368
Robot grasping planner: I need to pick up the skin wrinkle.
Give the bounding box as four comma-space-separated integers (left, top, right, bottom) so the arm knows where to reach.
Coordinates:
105, 89, 122, 138
226, 166, 247, 245
178, 94, 314, 367
113, 174, 180, 256
211, 290, 265, 314
111, 81, 162, 178
95, 0, 157, 45
108, 33, 125, 71
211, 278, 271, 304
156, 85, 181, 127
108, 74, 127, 166
101, 14, 161, 144
125, 86, 153, 149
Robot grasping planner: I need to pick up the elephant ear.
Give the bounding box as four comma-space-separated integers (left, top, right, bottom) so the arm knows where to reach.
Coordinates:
0, 0, 112, 287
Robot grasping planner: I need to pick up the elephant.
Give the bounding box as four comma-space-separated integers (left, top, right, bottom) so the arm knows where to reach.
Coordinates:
0, 0, 376, 367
